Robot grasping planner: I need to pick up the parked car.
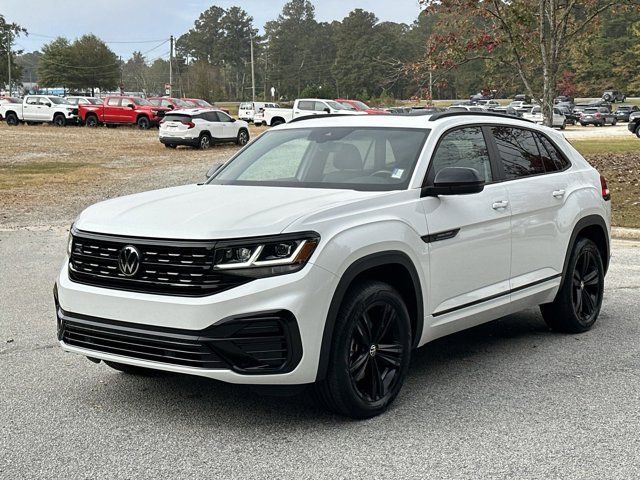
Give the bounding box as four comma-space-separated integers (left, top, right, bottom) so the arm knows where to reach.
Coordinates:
1, 95, 78, 126
256, 98, 363, 127
182, 98, 230, 115
0, 96, 21, 120
614, 105, 639, 122
474, 100, 501, 110
513, 94, 532, 103
78, 96, 169, 129
238, 102, 280, 122
65, 96, 103, 106
556, 105, 578, 125
602, 90, 625, 103
523, 106, 567, 129
507, 101, 535, 113
448, 105, 486, 112
579, 107, 617, 127
148, 97, 194, 111
628, 111, 640, 138
159, 108, 250, 149
336, 99, 389, 115
56, 112, 612, 418
554, 95, 574, 104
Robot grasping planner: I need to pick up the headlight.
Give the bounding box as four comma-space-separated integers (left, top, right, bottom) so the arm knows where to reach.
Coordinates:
213, 233, 320, 278
67, 229, 74, 257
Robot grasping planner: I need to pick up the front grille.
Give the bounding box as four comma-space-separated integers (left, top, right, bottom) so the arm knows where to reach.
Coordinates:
69, 231, 249, 296
57, 308, 302, 374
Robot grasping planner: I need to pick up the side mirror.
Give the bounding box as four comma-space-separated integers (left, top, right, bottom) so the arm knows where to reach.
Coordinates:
128, 103, 135, 109
168, 105, 174, 110
44, 103, 52, 107
323, 107, 331, 114
421, 167, 485, 197
230, 117, 236, 122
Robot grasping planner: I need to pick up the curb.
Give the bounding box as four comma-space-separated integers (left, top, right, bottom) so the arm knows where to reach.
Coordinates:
612, 227, 640, 241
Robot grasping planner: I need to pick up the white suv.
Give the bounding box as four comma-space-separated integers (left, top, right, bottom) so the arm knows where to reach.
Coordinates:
159, 108, 249, 149
56, 112, 611, 418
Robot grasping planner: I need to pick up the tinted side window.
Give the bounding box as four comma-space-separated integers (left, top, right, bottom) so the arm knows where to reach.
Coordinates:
537, 134, 570, 171
217, 112, 233, 122
298, 101, 314, 111
203, 112, 219, 122
492, 127, 544, 179
430, 127, 493, 183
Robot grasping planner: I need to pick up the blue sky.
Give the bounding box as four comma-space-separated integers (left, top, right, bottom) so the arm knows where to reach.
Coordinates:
4, 1, 422, 60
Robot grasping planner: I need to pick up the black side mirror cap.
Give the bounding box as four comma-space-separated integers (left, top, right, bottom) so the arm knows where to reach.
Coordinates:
421, 167, 485, 197
323, 108, 331, 114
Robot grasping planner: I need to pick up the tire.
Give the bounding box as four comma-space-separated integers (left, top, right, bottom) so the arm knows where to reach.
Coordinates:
85, 115, 99, 128
198, 133, 212, 149
271, 119, 285, 127
6, 112, 18, 126
164, 143, 177, 149
603, 94, 611, 102
137, 116, 150, 129
53, 114, 66, 127
612, 119, 617, 126
580, 122, 586, 127
103, 361, 159, 376
540, 238, 604, 334
314, 280, 412, 419
236, 129, 249, 146
635, 125, 640, 139
560, 121, 566, 130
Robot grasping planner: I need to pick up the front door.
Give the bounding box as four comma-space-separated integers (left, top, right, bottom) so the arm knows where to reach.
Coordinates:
420, 126, 512, 337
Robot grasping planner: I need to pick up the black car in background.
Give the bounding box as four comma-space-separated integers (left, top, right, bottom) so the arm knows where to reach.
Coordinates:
602, 90, 626, 103
628, 112, 640, 137
615, 105, 639, 122
557, 105, 578, 125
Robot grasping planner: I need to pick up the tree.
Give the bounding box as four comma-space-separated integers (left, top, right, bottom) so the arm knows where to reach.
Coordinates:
67, 35, 119, 93
38, 37, 72, 88
122, 51, 148, 93
417, 0, 640, 125
0, 15, 27, 94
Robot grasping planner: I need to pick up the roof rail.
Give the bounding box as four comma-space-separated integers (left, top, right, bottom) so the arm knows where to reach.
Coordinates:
427, 111, 534, 123
288, 113, 360, 124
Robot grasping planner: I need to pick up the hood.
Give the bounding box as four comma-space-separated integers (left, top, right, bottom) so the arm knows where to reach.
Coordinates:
75, 184, 381, 240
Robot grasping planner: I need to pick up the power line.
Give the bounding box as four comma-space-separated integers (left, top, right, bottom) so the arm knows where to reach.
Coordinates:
27, 32, 167, 44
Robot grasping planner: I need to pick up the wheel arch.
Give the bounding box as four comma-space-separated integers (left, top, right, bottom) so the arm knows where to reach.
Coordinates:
270, 116, 285, 126
315, 250, 423, 382
561, 214, 610, 288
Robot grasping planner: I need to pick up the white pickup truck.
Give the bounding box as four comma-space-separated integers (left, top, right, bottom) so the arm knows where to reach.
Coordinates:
1, 95, 79, 126
253, 98, 363, 127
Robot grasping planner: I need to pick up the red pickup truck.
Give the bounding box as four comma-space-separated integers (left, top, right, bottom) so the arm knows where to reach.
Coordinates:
79, 96, 169, 129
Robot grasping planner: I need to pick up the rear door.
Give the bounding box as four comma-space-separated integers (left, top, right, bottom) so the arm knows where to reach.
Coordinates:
487, 125, 570, 290
23, 96, 41, 121
215, 111, 238, 139
420, 126, 512, 331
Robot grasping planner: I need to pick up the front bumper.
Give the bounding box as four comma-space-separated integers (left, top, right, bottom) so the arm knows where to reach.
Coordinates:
55, 258, 337, 384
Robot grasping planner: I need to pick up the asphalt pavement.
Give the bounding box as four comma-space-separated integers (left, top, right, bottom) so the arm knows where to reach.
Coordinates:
1, 228, 639, 479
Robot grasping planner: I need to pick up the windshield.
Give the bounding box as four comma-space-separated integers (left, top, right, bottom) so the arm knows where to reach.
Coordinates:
132, 98, 152, 106
208, 127, 429, 191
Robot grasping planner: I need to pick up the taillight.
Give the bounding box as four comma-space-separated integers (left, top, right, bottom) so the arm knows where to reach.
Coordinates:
595, 113, 601, 118
600, 175, 611, 201
182, 121, 195, 129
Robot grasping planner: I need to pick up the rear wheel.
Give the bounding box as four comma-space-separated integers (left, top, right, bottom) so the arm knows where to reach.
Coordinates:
271, 119, 285, 127
540, 238, 604, 333
137, 116, 150, 129
612, 119, 617, 126
236, 129, 249, 146
315, 280, 411, 418
560, 121, 566, 130
6, 112, 18, 126
164, 143, 177, 149
635, 125, 640, 138
104, 361, 159, 376
198, 133, 212, 149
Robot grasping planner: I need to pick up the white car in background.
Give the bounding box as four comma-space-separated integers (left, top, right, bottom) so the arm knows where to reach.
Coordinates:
159, 108, 250, 149
2, 95, 78, 126
523, 106, 566, 129
255, 98, 364, 127
239, 101, 280, 123
65, 96, 103, 106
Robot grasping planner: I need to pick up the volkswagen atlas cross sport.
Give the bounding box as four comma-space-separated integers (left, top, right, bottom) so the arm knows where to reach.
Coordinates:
55, 112, 611, 418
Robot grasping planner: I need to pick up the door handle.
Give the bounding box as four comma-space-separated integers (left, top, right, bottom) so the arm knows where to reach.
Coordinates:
552, 189, 566, 198
492, 200, 509, 210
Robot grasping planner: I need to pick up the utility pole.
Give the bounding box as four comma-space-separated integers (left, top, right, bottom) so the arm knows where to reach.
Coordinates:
169, 35, 174, 96
250, 34, 256, 102
7, 31, 12, 97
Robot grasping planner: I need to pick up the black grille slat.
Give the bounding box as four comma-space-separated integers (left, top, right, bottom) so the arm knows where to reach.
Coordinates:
69, 234, 248, 296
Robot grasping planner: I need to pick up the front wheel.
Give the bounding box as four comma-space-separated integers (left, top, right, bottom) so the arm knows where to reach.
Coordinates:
53, 114, 66, 127
635, 125, 640, 138
612, 119, 617, 126
236, 129, 249, 146
315, 281, 411, 418
137, 116, 150, 129
6, 112, 18, 126
85, 115, 99, 128
540, 238, 604, 333
560, 121, 566, 130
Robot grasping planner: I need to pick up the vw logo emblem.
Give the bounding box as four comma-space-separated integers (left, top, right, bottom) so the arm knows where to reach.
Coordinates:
118, 245, 141, 277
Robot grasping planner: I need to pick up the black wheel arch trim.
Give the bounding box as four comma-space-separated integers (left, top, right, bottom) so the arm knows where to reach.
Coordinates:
315, 250, 424, 381
560, 215, 610, 289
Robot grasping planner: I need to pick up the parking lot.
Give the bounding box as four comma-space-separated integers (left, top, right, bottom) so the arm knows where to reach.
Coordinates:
0, 120, 639, 478
1, 227, 639, 478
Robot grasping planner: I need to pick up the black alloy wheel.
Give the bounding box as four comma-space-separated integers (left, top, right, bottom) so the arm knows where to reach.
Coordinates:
315, 280, 411, 418
86, 115, 99, 128
540, 238, 604, 333
348, 302, 405, 404
236, 129, 249, 146
53, 114, 66, 127
137, 116, 150, 129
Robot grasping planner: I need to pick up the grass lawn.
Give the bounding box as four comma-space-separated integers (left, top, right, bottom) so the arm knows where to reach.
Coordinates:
570, 137, 640, 156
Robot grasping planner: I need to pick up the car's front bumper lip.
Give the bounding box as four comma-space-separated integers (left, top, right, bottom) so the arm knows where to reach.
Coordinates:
56, 259, 337, 384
